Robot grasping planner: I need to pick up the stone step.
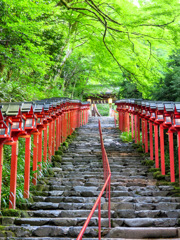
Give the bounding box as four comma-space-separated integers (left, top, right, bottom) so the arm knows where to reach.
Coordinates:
32, 195, 180, 205
2, 238, 180, 240
5, 225, 107, 237
29, 200, 180, 211
32, 196, 106, 203
32, 190, 176, 198
27, 209, 115, 218
107, 227, 179, 238
103, 201, 180, 211
5, 225, 180, 238
2, 217, 178, 228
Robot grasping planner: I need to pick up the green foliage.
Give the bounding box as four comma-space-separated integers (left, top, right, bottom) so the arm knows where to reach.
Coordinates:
150, 50, 180, 101
0, 0, 179, 100
96, 104, 110, 116
1, 209, 21, 217
143, 159, 155, 167
120, 131, 133, 142
118, 79, 142, 99
153, 171, 166, 180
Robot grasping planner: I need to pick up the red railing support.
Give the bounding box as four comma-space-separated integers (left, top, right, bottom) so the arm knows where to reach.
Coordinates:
77, 120, 111, 240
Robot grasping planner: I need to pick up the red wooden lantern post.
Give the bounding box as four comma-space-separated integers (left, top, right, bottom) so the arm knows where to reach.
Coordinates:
55, 101, 61, 150
67, 101, 71, 135
149, 102, 159, 168
162, 103, 175, 178
61, 100, 66, 143
163, 103, 176, 182
140, 101, 148, 152
59, 101, 63, 145
115, 100, 122, 131
43, 103, 53, 161
133, 101, 139, 144
121, 100, 126, 132
4, 103, 27, 209
77, 102, 80, 128
129, 99, 135, 139
136, 100, 142, 144
80, 103, 83, 127
21, 103, 38, 198
173, 103, 180, 184
154, 102, 165, 173
34, 103, 48, 178
50, 102, 59, 155
0, 106, 12, 209
144, 102, 151, 154
125, 100, 130, 133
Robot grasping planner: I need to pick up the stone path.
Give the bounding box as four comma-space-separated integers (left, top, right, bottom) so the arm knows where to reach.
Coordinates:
1, 117, 180, 239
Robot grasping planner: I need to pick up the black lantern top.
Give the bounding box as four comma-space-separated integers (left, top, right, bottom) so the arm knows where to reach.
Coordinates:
149, 102, 157, 121
21, 102, 34, 113
155, 102, 165, 123
173, 103, 180, 129
0, 109, 12, 143
5, 102, 22, 116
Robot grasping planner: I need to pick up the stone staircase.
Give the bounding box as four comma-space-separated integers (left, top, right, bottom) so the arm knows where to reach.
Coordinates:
0, 117, 180, 239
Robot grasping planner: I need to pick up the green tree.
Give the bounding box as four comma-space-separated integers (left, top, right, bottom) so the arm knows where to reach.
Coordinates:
150, 50, 180, 101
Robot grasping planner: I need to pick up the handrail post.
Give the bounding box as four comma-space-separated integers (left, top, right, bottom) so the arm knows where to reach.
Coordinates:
108, 176, 111, 228
98, 199, 101, 240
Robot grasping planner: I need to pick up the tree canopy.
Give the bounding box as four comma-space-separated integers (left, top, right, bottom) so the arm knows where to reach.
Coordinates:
0, 0, 179, 101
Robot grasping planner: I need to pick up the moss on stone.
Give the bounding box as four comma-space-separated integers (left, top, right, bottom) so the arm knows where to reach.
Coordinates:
55, 150, 63, 156
53, 162, 61, 167
63, 141, 68, 148
143, 160, 155, 166
52, 155, 62, 162
1, 209, 21, 217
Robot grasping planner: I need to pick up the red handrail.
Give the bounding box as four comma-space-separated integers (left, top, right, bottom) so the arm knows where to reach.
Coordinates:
77, 120, 111, 240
